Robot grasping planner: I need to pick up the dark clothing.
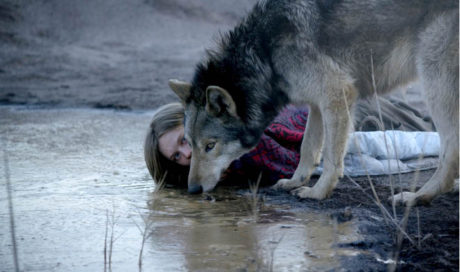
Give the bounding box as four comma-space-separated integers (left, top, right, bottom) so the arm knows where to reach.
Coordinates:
226, 105, 307, 184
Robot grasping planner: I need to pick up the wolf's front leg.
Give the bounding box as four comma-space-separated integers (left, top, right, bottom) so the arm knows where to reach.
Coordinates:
292, 95, 353, 200
272, 104, 324, 191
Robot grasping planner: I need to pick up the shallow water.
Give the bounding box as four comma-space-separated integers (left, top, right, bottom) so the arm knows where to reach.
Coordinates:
0, 106, 364, 271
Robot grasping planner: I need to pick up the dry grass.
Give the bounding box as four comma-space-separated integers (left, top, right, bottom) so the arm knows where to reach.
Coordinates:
340, 52, 431, 270
101, 166, 166, 272
388, 149, 428, 272
248, 172, 263, 222
134, 171, 166, 272
103, 205, 125, 272
246, 172, 286, 272
133, 210, 152, 272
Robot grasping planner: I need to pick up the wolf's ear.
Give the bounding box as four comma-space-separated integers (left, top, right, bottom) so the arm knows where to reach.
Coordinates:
206, 86, 238, 118
168, 79, 191, 102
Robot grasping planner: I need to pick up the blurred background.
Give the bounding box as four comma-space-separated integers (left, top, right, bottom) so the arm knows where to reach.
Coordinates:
0, 0, 257, 109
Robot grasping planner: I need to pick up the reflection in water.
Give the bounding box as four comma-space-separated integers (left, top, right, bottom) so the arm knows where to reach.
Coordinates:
146, 187, 363, 271
0, 106, 364, 271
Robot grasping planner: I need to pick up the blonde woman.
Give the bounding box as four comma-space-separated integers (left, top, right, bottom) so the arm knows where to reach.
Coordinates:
144, 103, 191, 187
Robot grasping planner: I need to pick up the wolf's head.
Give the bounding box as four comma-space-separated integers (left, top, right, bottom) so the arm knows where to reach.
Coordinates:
166, 20, 290, 193
168, 79, 258, 193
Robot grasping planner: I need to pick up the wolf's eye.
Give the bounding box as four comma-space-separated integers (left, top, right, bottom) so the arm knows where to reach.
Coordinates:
205, 142, 216, 152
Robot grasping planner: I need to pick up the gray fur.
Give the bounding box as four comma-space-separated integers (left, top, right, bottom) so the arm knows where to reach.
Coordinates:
169, 0, 459, 205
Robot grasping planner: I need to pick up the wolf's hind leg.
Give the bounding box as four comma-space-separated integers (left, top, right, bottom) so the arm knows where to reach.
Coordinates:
272, 104, 324, 191
390, 144, 458, 206
390, 71, 459, 205
293, 88, 354, 200
390, 10, 459, 206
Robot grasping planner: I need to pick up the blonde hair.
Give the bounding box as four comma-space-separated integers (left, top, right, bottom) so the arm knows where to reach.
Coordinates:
144, 102, 189, 187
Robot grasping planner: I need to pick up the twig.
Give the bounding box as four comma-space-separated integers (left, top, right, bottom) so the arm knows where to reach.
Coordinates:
389, 134, 427, 271
137, 213, 153, 272
390, 145, 427, 271
416, 207, 421, 249
102, 205, 122, 272
370, 52, 398, 219
104, 210, 108, 272
346, 176, 417, 247
341, 86, 390, 228
109, 207, 116, 272
3, 136, 19, 272
390, 126, 404, 219
138, 171, 167, 271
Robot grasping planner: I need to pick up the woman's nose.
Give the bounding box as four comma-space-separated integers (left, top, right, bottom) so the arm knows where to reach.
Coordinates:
181, 144, 192, 159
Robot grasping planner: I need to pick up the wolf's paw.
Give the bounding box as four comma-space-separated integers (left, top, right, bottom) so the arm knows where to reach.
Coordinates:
272, 178, 302, 191
291, 186, 327, 200
389, 192, 432, 206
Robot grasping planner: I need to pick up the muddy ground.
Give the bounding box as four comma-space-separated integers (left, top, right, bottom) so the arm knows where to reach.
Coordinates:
257, 172, 459, 271
0, 0, 458, 271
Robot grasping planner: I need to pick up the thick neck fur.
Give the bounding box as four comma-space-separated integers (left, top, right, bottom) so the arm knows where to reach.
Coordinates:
191, 2, 291, 147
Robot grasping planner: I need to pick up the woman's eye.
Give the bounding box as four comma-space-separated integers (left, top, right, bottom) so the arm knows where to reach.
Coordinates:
174, 152, 181, 160
205, 142, 216, 152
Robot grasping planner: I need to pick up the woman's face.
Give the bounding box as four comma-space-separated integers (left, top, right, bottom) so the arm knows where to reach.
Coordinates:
158, 125, 192, 166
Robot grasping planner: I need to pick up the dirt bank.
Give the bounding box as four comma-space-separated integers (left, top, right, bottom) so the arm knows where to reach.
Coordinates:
0, 0, 256, 109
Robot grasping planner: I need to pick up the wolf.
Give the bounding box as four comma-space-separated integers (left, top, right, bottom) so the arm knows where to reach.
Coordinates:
168, 0, 459, 206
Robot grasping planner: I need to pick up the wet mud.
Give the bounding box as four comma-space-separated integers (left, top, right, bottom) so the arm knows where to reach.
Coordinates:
258, 173, 459, 271
0, 0, 458, 271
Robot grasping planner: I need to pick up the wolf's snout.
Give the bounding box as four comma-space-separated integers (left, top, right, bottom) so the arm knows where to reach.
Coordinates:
188, 184, 203, 194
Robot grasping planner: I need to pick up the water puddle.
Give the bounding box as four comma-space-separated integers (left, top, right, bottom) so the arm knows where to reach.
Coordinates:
146, 188, 363, 271
0, 106, 364, 271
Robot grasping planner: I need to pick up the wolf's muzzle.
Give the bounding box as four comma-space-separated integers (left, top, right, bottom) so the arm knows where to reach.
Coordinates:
188, 184, 203, 194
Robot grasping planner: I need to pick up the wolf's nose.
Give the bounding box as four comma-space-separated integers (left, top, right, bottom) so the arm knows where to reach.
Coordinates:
188, 184, 203, 194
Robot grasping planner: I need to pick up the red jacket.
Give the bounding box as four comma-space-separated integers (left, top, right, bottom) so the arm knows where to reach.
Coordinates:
225, 105, 308, 185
